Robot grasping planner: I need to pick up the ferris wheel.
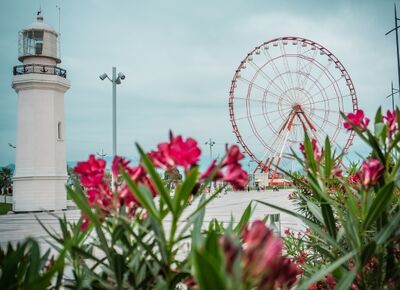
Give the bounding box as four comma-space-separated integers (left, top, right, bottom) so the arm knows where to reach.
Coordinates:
229, 36, 358, 177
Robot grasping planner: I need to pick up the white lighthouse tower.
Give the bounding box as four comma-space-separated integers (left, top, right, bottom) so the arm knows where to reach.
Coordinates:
12, 13, 70, 212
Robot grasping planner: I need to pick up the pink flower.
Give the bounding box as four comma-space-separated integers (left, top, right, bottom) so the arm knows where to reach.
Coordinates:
357, 159, 384, 187
74, 155, 106, 187
383, 110, 397, 136
242, 220, 300, 288
331, 166, 343, 178
284, 228, 292, 235
149, 132, 201, 170
200, 160, 223, 181
80, 214, 90, 232
223, 145, 244, 166
223, 164, 248, 190
299, 138, 322, 161
344, 109, 370, 131
348, 174, 361, 183
242, 221, 282, 276
295, 252, 308, 264
219, 235, 240, 274
112, 156, 131, 178
169, 135, 201, 168
200, 145, 248, 190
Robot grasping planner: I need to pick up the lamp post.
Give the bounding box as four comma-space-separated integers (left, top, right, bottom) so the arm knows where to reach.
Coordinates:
205, 138, 216, 161
386, 81, 399, 111
386, 4, 400, 101
99, 67, 126, 190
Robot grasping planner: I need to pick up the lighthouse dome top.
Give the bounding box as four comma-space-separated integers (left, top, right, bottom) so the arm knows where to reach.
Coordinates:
18, 14, 61, 64
24, 15, 57, 34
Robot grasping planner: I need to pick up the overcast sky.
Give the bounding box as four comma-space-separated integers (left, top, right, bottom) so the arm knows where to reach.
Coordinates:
0, 0, 398, 170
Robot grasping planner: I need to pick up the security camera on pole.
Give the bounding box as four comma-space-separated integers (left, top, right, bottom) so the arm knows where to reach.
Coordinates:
99, 67, 125, 190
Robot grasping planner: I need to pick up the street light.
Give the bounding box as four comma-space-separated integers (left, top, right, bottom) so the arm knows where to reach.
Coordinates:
386, 81, 399, 111
205, 138, 216, 161
99, 67, 126, 190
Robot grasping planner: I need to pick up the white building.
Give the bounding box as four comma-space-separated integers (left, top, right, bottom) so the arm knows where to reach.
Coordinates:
11, 13, 70, 212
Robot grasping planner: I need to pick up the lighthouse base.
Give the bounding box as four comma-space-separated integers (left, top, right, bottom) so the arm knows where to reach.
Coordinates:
12, 175, 67, 212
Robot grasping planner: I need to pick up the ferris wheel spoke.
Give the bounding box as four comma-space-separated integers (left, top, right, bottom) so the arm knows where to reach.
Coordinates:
279, 43, 299, 102
308, 94, 351, 106
309, 120, 344, 152
310, 108, 341, 114
262, 50, 295, 101
233, 96, 280, 105
238, 77, 282, 99
298, 49, 319, 92
248, 61, 287, 96
303, 60, 333, 94
236, 111, 266, 121
309, 76, 344, 98
308, 111, 344, 132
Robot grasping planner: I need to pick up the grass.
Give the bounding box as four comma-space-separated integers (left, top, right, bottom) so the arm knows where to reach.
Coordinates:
0, 203, 12, 215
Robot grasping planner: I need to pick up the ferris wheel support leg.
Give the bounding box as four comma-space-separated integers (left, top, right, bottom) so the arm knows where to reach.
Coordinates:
271, 129, 291, 183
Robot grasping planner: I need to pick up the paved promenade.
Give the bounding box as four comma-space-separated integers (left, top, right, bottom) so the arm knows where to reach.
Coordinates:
0, 189, 303, 249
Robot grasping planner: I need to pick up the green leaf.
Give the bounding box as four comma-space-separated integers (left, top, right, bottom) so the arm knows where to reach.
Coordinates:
174, 167, 199, 215
363, 182, 394, 229
121, 168, 160, 221
296, 251, 355, 290
324, 136, 332, 178
233, 202, 253, 234
376, 209, 400, 244
335, 268, 357, 290
136, 144, 174, 215
304, 134, 317, 173
67, 183, 98, 226
361, 241, 376, 266
256, 200, 343, 251
306, 200, 324, 224
191, 195, 206, 248
192, 244, 228, 290
321, 203, 337, 239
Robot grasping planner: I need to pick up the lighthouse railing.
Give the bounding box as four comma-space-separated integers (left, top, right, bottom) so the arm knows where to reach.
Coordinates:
13, 64, 67, 78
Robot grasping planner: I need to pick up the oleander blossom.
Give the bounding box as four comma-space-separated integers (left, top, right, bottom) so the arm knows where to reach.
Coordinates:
309, 274, 336, 290
383, 110, 398, 136
240, 220, 300, 288
357, 159, 384, 188
200, 145, 248, 190
299, 138, 322, 161
149, 132, 201, 170
74, 154, 106, 188
343, 109, 369, 131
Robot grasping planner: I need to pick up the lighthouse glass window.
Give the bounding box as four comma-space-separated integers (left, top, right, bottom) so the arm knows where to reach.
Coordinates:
21, 30, 44, 55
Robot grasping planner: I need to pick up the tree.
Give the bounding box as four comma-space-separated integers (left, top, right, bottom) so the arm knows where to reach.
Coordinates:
0, 167, 13, 195
163, 167, 182, 190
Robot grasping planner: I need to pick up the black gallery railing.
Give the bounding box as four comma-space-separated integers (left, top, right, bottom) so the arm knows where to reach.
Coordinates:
13, 64, 67, 79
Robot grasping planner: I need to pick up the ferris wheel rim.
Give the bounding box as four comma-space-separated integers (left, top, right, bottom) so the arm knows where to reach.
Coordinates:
229, 36, 358, 166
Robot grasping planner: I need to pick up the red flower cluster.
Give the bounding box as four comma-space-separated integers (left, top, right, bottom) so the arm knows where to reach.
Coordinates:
74, 155, 112, 209
241, 220, 300, 288
309, 274, 336, 290
201, 145, 248, 190
74, 154, 158, 231
149, 132, 201, 170
343, 109, 369, 131
383, 110, 398, 136
356, 158, 384, 188
73, 133, 251, 230
299, 138, 322, 161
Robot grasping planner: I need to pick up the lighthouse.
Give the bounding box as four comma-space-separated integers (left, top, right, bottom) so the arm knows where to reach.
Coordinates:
12, 13, 70, 212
